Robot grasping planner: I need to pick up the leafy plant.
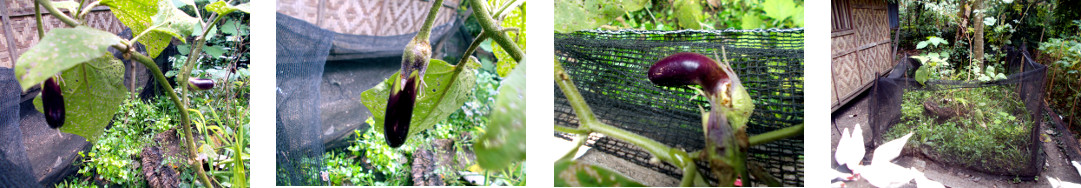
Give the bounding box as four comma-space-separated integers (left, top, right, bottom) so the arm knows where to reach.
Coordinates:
19, 0, 250, 186
912, 36, 952, 85
554, 0, 804, 32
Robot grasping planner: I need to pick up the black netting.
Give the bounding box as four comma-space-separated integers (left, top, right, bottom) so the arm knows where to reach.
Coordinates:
276, 13, 333, 186
1, 68, 40, 187
554, 29, 805, 186
275, 12, 457, 185
869, 47, 1046, 176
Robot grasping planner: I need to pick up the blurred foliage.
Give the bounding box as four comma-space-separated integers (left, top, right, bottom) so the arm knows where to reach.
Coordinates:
555, 0, 804, 32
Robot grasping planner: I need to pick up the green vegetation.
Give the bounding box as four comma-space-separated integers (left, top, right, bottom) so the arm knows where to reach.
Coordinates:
554, 0, 803, 32
885, 86, 1034, 175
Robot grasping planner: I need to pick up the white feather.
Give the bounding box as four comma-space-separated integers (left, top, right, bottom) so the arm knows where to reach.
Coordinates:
872, 132, 913, 165
835, 125, 866, 168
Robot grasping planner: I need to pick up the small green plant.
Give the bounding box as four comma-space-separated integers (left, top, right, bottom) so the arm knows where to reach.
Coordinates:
912, 36, 952, 85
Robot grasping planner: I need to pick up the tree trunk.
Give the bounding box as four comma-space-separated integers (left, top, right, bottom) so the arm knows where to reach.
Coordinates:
973, 0, 985, 68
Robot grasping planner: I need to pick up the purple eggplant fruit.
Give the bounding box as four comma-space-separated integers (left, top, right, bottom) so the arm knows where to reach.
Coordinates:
383, 76, 418, 148
42, 77, 65, 129
188, 78, 215, 90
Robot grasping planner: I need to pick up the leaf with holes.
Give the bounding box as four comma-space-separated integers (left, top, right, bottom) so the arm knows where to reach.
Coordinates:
14, 26, 122, 90
101, 0, 171, 58
150, 0, 201, 41
554, 159, 646, 186
361, 59, 478, 145
554, 0, 624, 33
206, 1, 249, 15
33, 55, 126, 142
476, 62, 526, 170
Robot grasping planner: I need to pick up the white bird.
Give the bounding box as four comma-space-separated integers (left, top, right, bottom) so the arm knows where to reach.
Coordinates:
913, 172, 945, 188
859, 162, 915, 188
1047, 175, 1081, 188
871, 132, 913, 165
836, 125, 865, 168
1072, 161, 1081, 177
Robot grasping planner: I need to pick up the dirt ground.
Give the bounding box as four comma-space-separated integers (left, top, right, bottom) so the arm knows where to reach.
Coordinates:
832, 90, 1081, 188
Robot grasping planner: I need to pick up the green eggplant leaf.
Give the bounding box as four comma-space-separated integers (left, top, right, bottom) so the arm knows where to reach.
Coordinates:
53, 1, 81, 13
675, 0, 703, 29
554, 0, 624, 33
206, 1, 249, 15
361, 59, 479, 145
475, 62, 527, 170
741, 12, 763, 29
622, 0, 649, 12
14, 26, 123, 90
554, 159, 646, 187
101, 0, 172, 58
915, 65, 931, 85
33, 55, 126, 142
763, 0, 797, 22
149, 0, 201, 41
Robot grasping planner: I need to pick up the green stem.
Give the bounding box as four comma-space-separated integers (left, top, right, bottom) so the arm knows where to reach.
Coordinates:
128, 51, 214, 187
554, 125, 587, 135
77, 1, 100, 19
34, 2, 44, 38
468, 0, 524, 62
416, 0, 445, 40
560, 135, 586, 161
555, 60, 694, 177
35, 0, 80, 26
554, 61, 597, 127
749, 124, 803, 146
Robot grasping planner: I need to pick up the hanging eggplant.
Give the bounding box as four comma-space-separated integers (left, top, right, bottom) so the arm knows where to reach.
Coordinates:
42, 77, 65, 129
382, 0, 442, 148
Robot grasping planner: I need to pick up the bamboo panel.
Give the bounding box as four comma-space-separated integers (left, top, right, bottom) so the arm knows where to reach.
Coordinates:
831, 0, 891, 109
833, 54, 862, 103
277, 0, 458, 36
1, 10, 123, 68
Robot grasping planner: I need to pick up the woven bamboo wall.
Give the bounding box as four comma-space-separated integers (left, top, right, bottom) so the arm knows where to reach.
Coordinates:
277, 0, 459, 36
832, 0, 892, 110
0, 0, 124, 68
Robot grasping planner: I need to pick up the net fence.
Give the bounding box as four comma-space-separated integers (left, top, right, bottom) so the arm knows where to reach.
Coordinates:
554, 29, 805, 186
869, 46, 1046, 176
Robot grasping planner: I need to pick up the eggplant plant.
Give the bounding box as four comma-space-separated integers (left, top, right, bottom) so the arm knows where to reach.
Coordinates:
554, 50, 803, 186
16, 0, 249, 187
358, 0, 527, 179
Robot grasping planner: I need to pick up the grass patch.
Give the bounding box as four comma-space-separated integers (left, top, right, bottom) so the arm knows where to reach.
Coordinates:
884, 85, 1035, 175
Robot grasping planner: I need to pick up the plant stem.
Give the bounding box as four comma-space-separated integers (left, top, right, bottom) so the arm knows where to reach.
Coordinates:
34, 2, 44, 38
559, 135, 586, 161
468, 0, 523, 62
554, 125, 587, 134
35, 0, 80, 26
128, 51, 214, 187
748, 123, 804, 146
555, 60, 695, 177
416, 0, 444, 40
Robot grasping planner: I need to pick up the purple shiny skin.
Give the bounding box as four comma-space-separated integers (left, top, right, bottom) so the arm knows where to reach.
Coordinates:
43, 77, 65, 129
383, 77, 417, 148
648, 52, 730, 92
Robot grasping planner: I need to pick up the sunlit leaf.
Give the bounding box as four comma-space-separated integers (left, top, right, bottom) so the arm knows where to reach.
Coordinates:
14, 26, 122, 90
763, 0, 796, 22
554, 159, 646, 187
675, 0, 703, 29
33, 56, 126, 142
622, 0, 649, 12
150, 0, 201, 41
360, 59, 479, 145
101, 0, 171, 58
476, 62, 526, 170
554, 0, 624, 33
741, 12, 763, 29
915, 65, 931, 85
